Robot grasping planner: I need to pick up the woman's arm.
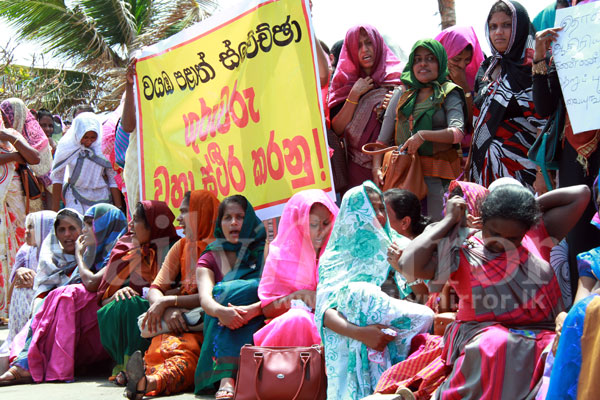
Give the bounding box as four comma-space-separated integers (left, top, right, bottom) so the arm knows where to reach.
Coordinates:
196, 266, 247, 330
393, 197, 466, 281
331, 77, 374, 135
51, 183, 63, 212
122, 61, 137, 133
143, 287, 201, 334
323, 309, 395, 352
532, 27, 563, 118
314, 34, 330, 89
538, 184, 590, 242
74, 237, 105, 291
372, 88, 403, 185
262, 289, 316, 319
0, 129, 40, 165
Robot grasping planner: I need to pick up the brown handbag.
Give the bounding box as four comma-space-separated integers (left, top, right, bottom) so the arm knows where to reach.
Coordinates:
362, 142, 428, 200
234, 344, 327, 400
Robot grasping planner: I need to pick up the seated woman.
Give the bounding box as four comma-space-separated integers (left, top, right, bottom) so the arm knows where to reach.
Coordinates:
0, 204, 127, 385
374, 39, 467, 221
546, 178, 600, 400
315, 181, 434, 400
194, 195, 266, 399
50, 112, 123, 213
96, 200, 179, 384
122, 191, 219, 399
393, 183, 590, 399
329, 25, 402, 187
253, 189, 339, 347
0, 211, 56, 360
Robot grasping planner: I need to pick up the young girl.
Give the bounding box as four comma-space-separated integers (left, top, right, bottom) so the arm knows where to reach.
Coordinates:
50, 112, 122, 213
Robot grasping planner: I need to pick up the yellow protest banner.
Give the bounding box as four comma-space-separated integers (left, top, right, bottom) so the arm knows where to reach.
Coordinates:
135, 0, 333, 219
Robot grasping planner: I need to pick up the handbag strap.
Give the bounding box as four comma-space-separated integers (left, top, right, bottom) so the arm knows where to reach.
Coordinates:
362, 142, 398, 155
253, 351, 311, 400
20, 164, 31, 215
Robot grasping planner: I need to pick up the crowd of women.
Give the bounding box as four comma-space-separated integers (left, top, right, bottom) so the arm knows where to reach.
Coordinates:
0, 0, 599, 399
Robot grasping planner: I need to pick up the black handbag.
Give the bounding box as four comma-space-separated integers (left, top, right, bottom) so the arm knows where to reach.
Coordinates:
18, 163, 43, 214
528, 107, 561, 191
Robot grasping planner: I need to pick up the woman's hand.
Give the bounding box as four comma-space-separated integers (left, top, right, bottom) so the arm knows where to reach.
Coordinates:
0, 129, 17, 144
534, 27, 563, 60
356, 324, 396, 352
114, 287, 139, 302
387, 242, 403, 270
14, 268, 36, 289
371, 167, 385, 187
125, 60, 136, 85
399, 133, 425, 155
75, 236, 87, 257
142, 298, 168, 333
216, 304, 248, 330
349, 77, 374, 100
163, 308, 188, 335
448, 63, 470, 92
291, 290, 316, 310
445, 196, 468, 226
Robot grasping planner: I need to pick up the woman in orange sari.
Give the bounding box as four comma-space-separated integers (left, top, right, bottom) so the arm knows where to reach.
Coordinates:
125, 190, 220, 399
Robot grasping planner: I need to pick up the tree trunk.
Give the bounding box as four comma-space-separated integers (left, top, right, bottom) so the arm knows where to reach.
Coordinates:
438, 0, 456, 30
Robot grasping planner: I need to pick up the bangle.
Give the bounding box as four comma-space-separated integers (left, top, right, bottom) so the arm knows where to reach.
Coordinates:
174, 296, 178, 307
533, 57, 546, 65
11, 137, 19, 147
345, 98, 358, 105
532, 62, 548, 75
464, 92, 472, 98
417, 131, 426, 141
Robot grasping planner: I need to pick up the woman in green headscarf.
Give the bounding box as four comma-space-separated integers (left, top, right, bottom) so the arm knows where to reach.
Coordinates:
374, 39, 467, 221
193, 195, 266, 399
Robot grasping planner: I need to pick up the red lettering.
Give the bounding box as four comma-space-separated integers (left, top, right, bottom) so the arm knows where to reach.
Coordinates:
283, 135, 315, 189
207, 142, 230, 196
251, 147, 267, 186
227, 145, 246, 192
266, 130, 284, 180
153, 166, 170, 204
230, 80, 249, 128
216, 86, 231, 134
243, 87, 260, 123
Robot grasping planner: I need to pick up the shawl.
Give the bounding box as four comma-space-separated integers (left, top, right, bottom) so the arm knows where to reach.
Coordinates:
151, 190, 220, 295
50, 112, 108, 181
9, 211, 56, 282
444, 180, 489, 218
315, 181, 410, 333
0, 98, 49, 152
328, 25, 402, 109
202, 196, 266, 282
434, 26, 485, 91
258, 189, 339, 307
396, 39, 465, 156
97, 200, 179, 301
33, 208, 83, 297
83, 204, 128, 271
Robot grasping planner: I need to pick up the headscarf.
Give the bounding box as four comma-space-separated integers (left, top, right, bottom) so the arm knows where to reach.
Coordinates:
0, 98, 49, 152
443, 180, 489, 218
83, 204, 128, 272
482, 0, 535, 93
315, 181, 410, 332
435, 26, 485, 90
258, 189, 339, 307
97, 200, 180, 301
50, 112, 107, 181
203, 196, 266, 281
328, 25, 402, 109
34, 208, 83, 297
9, 211, 57, 282
396, 39, 464, 155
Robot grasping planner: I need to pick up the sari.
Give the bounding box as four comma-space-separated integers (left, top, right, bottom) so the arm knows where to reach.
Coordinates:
470, 1, 546, 190
254, 189, 339, 347
96, 200, 179, 377
315, 181, 434, 400
328, 25, 402, 186
12, 204, 127, 383
0, 211, 55, 358
142, 190, 219, 396
429, 220, 563, 399
194, 198, 266, 394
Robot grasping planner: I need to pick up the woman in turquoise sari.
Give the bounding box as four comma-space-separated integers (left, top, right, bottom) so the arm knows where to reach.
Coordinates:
315, 181, 434, 400
194, 195, 266, 399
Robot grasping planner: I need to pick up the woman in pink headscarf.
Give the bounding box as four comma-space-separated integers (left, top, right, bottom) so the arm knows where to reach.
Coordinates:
254, 189, 339, 346
328, 25, 402, 188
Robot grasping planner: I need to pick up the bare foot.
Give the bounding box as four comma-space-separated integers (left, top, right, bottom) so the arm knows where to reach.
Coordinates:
215, 377, 235, 399
0, 366, 33, 386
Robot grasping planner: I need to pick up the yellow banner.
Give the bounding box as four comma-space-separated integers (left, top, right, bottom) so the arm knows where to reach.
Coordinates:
135, 0, 333, 219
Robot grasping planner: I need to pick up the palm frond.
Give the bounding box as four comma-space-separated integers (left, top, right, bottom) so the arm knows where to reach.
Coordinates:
79, 0, 138, 48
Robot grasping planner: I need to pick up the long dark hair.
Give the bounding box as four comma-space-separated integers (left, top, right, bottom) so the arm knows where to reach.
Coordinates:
384, 189, 431, 236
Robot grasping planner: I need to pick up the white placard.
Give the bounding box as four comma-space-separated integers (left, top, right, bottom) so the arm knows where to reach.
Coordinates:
553, 2, 600, 134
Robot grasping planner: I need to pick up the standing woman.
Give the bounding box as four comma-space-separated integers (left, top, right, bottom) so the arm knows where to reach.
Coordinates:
50, 112, 122, 213
375, 39, 467, 220
194, 195, 266, 399
469, 0, 546, 189
329, 25, 402, 187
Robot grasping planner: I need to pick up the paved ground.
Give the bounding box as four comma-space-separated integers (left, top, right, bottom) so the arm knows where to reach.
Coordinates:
0, 325, 213, 399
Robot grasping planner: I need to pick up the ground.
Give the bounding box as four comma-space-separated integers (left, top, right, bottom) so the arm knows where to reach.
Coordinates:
0, 325, 213, 399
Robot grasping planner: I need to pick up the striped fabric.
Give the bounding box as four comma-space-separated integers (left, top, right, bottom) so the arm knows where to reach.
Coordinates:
114, 122, 131, 168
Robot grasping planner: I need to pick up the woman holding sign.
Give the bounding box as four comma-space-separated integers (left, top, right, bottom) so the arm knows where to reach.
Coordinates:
328, 25, 402, 188
469, 0, 546, 190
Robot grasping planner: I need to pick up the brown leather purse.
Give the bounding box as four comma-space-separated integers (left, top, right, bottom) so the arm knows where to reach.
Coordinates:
234, 344, 327, 400
362, 142, 428, 200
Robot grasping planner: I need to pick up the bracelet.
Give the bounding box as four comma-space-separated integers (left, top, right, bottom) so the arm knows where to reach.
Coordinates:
174, 296, 178, 307
417, 131, 426, 141
533, 57, 546, 65
11, 137, 19, 147
345, 98, 358, 105
532, 62, 548, 76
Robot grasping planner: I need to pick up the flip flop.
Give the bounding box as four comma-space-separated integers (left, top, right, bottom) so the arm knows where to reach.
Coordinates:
215, 387, 235, 400
0, 366, 34, 386
124, 351, 146, 400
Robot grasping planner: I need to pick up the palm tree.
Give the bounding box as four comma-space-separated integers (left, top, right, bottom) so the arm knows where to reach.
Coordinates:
0, 0, 216, 109
438, 0, 456, 30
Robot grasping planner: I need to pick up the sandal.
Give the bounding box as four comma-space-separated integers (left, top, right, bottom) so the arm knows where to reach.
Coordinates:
124, 351, 146, 400
395, 387, 416, 400
112, 371, 128, 387
215, 387, 235, 400
0, 366, 34, 386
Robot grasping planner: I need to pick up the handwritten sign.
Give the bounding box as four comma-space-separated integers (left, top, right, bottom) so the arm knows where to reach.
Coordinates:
553, 1, 600, 134
134, 0, 333, 219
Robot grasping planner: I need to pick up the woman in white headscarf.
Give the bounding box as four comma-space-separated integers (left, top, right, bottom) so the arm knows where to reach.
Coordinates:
50, 112, 122, 213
